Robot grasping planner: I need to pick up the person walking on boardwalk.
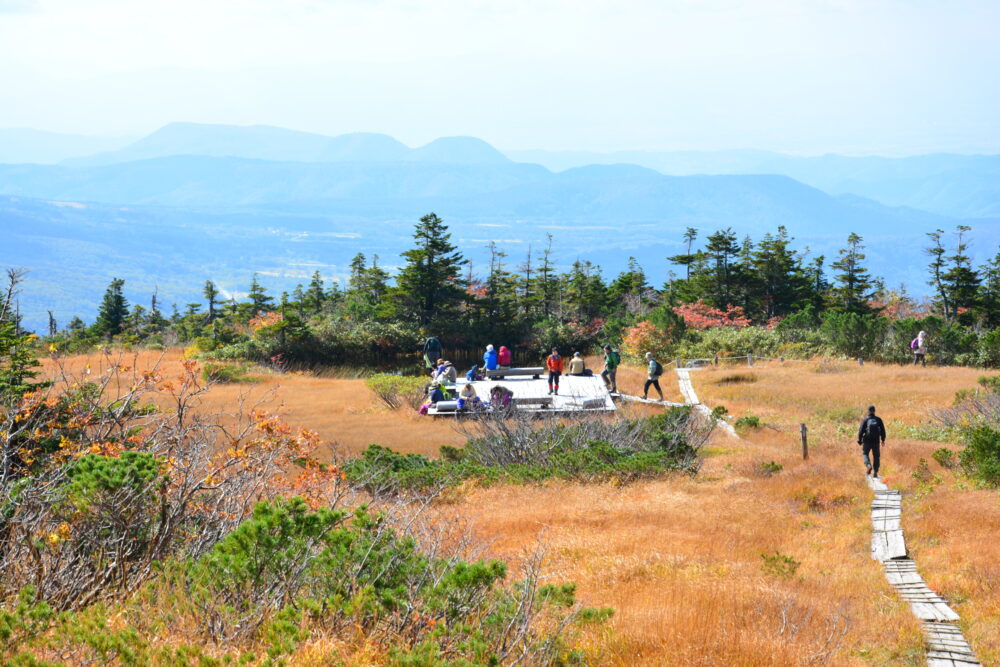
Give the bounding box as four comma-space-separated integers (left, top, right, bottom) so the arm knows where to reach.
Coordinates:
546, 347, 563, 395
858, 404, 887, 478
642, 352, 664, 401
911, 330, 928, 367
601, 344, 620, 393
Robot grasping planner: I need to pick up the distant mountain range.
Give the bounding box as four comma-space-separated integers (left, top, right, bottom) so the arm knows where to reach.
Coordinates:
1, 122, 998, 332
508, 149, 1000, 219
61, 123, 511, 167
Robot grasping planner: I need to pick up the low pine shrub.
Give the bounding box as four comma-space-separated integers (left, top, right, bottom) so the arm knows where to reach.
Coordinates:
760, 551, 800, 578
734, 415, 761, 431
958, 425, 1000, 486
365, 373, 429, 410
932, 448, 956, 470
346, 408, 711, 493
201, 362, 256, 384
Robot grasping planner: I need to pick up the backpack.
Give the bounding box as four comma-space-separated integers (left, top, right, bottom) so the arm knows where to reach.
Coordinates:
864, 416, 880, 440
911, 337, 919, 350
651, 360, 663, 377
611, 350, 621, 366
466, 365, 478, 382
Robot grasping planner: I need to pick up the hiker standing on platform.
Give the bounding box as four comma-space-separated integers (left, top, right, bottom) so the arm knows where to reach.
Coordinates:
546, 348, 563, 395
642, 352, 664, 401
423, 336, 442, 372
858, 405, 887, 478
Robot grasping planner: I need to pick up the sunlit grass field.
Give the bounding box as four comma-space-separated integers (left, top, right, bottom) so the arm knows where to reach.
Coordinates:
40, 351, 998, 664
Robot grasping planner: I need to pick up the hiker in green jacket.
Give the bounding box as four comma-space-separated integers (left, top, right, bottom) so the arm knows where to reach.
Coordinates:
601, 344, 620, 393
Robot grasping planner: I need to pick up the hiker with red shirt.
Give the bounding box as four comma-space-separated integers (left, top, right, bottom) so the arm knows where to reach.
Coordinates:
546, 348, 563, 395
497, 345, 512, 368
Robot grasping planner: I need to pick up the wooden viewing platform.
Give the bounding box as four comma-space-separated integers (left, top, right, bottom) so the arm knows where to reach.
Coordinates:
425, 372, 615, 417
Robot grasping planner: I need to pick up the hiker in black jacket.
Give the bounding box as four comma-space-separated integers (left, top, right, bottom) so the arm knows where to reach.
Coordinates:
857, 405, 887, 477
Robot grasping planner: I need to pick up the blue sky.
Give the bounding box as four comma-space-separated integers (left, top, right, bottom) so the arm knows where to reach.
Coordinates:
1, 0, 998, 154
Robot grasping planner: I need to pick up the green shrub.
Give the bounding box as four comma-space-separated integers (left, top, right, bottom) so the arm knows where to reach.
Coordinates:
710, 405, 728, 421
820, 312, 886, 359
760, 551, 800, 578
734, 415, 761, 431
201, 362, 256, 384
932, 448, 957, 470
346, 409, 708, 492
958, 425, 1000, 486
364, 373, 429, 410
978, 375, 1000, 393
755, 461, 783, 477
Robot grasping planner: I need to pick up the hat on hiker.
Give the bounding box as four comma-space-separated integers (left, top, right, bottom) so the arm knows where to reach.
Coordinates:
868, 405, 876, 412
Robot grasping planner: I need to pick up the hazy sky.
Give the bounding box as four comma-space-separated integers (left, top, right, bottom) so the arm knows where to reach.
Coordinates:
1, 0, 998, 154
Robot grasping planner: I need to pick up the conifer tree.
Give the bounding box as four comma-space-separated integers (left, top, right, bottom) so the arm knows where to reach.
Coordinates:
392, 213, 467, 327
829, 233, 877, 313
247, 273, 274, 316
203, 280, 219, 322
94, 278, 129, 338
940, 225, 980, 323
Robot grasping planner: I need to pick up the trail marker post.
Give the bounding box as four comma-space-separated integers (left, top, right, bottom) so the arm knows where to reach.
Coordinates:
800, 423, 808, 460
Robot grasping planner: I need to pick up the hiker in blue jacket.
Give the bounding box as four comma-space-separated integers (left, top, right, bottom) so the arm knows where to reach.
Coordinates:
483, 344, 499, 371
857, 405, 887, 477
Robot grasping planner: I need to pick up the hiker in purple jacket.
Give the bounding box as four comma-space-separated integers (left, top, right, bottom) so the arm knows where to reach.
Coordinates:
911, 330, 927, 367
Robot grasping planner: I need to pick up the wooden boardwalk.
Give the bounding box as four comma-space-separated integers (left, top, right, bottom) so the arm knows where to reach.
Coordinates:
674, 368, 739, 438
867, 475, 980, 666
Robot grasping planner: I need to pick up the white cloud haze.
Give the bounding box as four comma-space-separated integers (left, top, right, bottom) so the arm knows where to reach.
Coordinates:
1, 0, 998, 153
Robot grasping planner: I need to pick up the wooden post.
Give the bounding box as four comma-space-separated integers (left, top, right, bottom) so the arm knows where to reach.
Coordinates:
748, 354, 754, 367
858, 357, 864, 366
800, 423, 808, 460
714, 352, 719, 366
674, 358, 681, 370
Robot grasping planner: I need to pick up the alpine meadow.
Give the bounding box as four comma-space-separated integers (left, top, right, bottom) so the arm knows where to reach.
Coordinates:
2, 1, 1000, 665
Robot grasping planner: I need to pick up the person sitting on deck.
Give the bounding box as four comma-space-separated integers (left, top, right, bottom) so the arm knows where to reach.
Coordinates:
497, 345, 512, 368
428, 382, 446, 404
458, 382, 481, 411
489, 385, 514, 409
568, 351, 586, 375
483, 345, 499, 371
434, 361, 457, 384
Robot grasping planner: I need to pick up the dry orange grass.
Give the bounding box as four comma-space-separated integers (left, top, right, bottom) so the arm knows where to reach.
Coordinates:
39, 350, 996, 664
42, 348, 462, 457
691, 361, 1000, 664
455, 427, 922, 665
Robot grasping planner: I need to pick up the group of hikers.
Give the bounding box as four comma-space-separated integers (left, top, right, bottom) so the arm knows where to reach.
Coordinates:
420, 336, 670, 409
421, 336, 894, 479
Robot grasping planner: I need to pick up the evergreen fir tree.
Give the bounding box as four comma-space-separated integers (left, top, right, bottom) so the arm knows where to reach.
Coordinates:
829, 233, 877, 313
94, 278, 129, 338
392, 213, 467, 327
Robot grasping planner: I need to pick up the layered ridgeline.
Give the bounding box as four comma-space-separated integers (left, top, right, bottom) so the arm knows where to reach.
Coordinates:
1, 123, 998, 331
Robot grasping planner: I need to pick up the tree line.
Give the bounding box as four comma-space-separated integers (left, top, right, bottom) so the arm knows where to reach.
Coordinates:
11, 213, 1000, 367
